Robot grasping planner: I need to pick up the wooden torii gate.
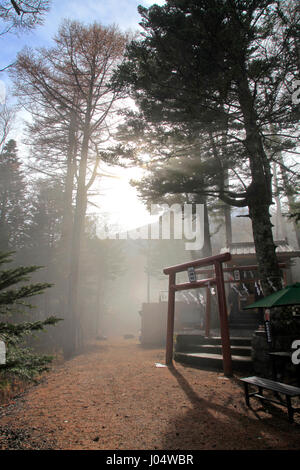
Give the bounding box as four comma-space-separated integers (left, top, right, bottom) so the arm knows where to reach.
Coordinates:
163, 252, 233, 377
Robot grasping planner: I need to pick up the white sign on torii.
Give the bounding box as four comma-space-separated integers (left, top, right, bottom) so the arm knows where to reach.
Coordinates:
0, 341, 6, 365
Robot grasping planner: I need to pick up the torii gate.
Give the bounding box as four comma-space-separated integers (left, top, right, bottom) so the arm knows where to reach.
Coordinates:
163, 252, 233, 377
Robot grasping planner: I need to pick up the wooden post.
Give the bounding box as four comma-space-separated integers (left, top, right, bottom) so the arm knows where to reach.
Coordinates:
166, 272, 176, 366
283, 269, 287, 287
214, 260, 233, 377
205, 285, 211, 338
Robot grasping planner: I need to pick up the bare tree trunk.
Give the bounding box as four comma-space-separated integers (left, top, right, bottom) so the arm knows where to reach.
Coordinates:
202, 199, 212, 257
224, 204, 232, 248
58, 108, 78, 356
223, 168, 232, 248
273, 162, 287, 241
65, 98, 92, 357
237, 73, 282, 295
60, 106, 77, 251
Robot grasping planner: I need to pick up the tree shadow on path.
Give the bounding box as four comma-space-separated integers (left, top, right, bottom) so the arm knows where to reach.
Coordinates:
161, 365, 300, 450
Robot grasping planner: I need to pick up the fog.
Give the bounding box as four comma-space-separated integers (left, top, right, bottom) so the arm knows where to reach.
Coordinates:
0, 9, 299, 369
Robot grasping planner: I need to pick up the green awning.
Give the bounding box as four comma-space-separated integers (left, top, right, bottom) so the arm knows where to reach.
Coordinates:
244, 283, 300, 309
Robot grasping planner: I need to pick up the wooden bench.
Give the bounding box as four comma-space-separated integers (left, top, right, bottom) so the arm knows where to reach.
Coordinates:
240, 376, 300, 423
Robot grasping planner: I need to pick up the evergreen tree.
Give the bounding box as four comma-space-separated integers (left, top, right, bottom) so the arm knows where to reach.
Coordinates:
114, 0, 299, 294
112, 111, 218, 256
25, 178, 64, 260
0, 139, 27, 251
0, 251, 60, 380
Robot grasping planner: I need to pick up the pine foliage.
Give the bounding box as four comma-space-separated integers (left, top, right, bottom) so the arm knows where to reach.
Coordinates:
0, 251, 61, 380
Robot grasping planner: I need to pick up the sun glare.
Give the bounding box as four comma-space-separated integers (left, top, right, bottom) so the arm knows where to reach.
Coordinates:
96, 166, 157, 235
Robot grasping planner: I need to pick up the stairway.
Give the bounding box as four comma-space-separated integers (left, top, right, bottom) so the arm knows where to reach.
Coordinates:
229, 310, 262, 331
174, 334, 254, 373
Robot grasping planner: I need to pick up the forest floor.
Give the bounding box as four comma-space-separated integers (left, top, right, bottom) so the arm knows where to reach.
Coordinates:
0, 336, 300, 451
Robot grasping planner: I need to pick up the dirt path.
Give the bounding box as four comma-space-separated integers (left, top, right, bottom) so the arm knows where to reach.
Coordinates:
0, 337, 300, 450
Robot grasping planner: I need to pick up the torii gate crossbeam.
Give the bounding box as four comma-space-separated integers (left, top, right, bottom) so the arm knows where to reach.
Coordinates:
163, 252, 233, 377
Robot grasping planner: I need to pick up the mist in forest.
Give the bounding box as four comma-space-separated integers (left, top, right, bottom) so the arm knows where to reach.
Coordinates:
0, 2, 299, 368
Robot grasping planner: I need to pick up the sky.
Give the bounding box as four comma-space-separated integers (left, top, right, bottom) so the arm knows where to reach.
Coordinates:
0, 0, 165, 73
0, 0, 166, 232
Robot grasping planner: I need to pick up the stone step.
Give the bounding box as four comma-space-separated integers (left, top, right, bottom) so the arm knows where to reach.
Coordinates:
231, 316, 260, 320
174, 351, 253, 372
230, 320, 259, 326
231, 312, 261, 318
230, 318, 259, 324
230, 324, 260, 330
175, 335, 252, 351
189, 344, 252, 357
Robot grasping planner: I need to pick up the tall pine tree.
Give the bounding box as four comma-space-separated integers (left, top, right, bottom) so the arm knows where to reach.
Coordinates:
0, 140, 27, 252
114, 0, 299, 294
